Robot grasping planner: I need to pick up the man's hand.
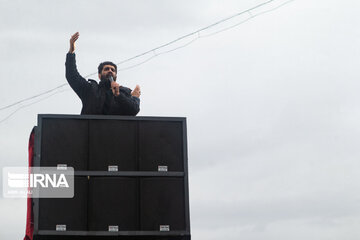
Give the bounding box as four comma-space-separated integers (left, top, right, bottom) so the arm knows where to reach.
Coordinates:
69, 32, 79, 53
131, 85, 141, 98
111, 81, 120, 96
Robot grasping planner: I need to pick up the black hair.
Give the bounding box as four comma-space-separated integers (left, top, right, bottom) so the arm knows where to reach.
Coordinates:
98, 61, 117, 74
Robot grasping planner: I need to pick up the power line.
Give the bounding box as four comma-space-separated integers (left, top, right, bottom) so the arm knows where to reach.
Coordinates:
117, 0, 294, 71
0, 88, 71, 124
0, 71, 97, 112
200, 0, 294, 38
118, 37, 199, 71
0, 0, 294, 123
0, 83, 68, 111
114, 0, 276, 67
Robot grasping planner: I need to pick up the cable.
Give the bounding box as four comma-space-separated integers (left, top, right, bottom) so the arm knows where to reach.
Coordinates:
0, 0, 294, 123
0, 88, 71, 124
200, 0, 295, 38
118, 37, 199, 71
0, 83, 68, 111
114, 0, 294, 71
116, 0, 275, 67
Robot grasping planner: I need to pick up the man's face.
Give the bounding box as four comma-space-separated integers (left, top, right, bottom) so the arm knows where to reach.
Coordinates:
99, 64, 117, 81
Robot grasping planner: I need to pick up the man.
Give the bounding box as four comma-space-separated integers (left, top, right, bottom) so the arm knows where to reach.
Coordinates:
65, 32, 141, 116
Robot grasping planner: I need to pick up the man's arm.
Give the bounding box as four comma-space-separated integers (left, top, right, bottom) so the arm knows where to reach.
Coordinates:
110, 83, 141, 115
114, 87, 140, 116
65, 32, 90, 99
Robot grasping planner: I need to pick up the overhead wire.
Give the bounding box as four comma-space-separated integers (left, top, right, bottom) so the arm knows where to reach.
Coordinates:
115, 0, 294, 71
0, 88, 71, 124
0, 83, 68, 111
200, 0, 295, 38
0, 0, 294, 123
114, 0, 275, 67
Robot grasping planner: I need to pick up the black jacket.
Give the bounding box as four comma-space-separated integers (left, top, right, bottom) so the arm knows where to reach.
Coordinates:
65, 53, 140, 116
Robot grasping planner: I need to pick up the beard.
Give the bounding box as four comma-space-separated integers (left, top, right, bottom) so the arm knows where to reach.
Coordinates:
100, 73, 116, 82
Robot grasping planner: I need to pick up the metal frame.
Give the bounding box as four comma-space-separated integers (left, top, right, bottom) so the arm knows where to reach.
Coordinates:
33, 114, 191, 239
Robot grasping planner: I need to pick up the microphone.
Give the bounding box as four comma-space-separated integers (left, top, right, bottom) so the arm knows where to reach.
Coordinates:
108, 76, 118, 96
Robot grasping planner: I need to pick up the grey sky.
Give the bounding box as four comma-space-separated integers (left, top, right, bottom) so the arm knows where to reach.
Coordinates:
1, 0, 360, 239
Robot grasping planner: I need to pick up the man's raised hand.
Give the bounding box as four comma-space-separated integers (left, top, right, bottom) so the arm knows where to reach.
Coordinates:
69, 32, 79, 53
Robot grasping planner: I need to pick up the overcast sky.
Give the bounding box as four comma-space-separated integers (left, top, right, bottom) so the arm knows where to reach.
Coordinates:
1, 0, 360, 239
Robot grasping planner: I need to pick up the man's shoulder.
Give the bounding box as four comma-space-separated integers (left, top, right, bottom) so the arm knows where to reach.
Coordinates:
88, 79, 99, 85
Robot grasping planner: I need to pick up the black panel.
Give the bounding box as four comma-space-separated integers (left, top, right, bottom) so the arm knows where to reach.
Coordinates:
35, 115, 190, 239
139, 121, 183, 171
41, 119, 88, 170
34, 235, 190, 240
89, 120, 137, 171
88, 177, 138, 231
140, 178, 186, 231
38, 177, 87, 231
